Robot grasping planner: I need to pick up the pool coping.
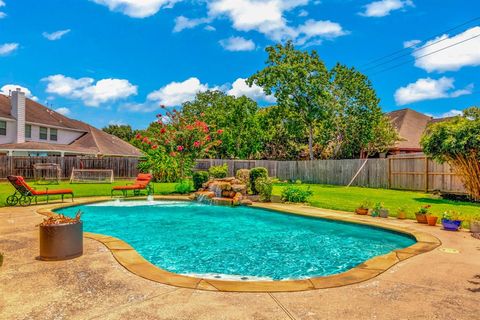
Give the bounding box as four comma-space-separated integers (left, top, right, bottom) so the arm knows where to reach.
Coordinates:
36, 196, 441, 293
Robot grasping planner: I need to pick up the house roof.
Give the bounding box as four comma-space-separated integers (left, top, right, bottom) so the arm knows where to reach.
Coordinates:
0, 94, 142, 157
387, 108, 435, 150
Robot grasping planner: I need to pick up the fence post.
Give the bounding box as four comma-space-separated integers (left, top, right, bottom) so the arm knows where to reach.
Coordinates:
387, 157, 392, 189
424, 156, 429, 192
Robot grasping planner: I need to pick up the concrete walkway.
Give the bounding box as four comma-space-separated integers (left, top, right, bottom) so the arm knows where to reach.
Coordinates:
0, 199, 479, 320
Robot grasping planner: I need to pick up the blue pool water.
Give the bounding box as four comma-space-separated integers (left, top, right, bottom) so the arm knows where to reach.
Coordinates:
57, 201, 415, 280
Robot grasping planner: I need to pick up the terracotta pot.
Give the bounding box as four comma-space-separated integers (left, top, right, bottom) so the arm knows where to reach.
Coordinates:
426, 215, 438, 226
415, 213, 427, 224
355, 208, 368, 215
39, 221, 83, 261
397, 211, 407, 219
470, 220, 480, 233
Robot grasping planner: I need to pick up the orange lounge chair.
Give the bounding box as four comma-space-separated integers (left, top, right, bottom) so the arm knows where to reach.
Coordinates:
6, 175, 74, 206
111, 173, 153, 197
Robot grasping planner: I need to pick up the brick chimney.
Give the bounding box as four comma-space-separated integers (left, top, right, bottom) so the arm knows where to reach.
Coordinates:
11, 88, 26, 143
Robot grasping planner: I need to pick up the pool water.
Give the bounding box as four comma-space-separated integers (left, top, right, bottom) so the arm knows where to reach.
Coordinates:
57, 200, 415, 280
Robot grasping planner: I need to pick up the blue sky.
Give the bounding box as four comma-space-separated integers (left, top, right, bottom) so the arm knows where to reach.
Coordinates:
0, 0, 479, 129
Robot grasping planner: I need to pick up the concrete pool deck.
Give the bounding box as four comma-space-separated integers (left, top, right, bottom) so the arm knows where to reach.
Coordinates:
1, 196, 479, 319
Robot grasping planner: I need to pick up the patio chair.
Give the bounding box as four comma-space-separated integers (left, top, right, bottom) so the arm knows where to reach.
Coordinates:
111, 173, 154, 197
6, 175, 74, 207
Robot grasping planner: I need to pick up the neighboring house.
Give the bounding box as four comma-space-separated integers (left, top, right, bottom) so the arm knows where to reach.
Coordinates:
0, 88, 142, 157
387, 108, 449, 155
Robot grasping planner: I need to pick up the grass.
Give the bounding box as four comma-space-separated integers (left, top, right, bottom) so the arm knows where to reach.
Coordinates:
0, 180, 177, 206
2, 179, 479, 226
272, 183, 480, 225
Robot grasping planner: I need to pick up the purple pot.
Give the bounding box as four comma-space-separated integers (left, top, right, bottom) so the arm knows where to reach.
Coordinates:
441, 219, 462, 231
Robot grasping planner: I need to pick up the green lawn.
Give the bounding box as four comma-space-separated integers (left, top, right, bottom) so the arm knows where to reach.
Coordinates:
2, 179, 479, 226
0, 180, 177, 206
272, 183, 480, 224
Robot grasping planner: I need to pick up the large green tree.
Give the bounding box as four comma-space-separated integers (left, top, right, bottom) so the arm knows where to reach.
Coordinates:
421, 107, 480, 200
182, 90, 263, 159
102, 124, 137, 142
247, 41, 330, 160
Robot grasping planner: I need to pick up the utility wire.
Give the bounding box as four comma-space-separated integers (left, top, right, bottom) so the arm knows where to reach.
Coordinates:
360, 17, 480, 68
369, 32, 480, 76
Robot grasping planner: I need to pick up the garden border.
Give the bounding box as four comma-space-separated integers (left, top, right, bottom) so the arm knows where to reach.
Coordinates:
37, 196, 441, 293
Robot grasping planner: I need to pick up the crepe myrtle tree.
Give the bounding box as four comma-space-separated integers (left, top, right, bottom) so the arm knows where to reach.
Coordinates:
136, 108, 223, 179
247, 41, 330, 160
421, 107, 480, 201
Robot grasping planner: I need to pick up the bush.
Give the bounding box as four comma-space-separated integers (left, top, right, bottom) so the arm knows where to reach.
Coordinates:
175, 179, 194, 194
209, 164, 228, 178
250, 167, 268, 194
235, 169, 251, 185
192, 171, 209, 190
255, 177, 273, 202
281, 185, 313, 203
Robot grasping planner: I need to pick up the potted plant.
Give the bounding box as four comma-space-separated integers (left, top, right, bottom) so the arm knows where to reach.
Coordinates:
441, 211, 462, 231
415, 205, 430, 224
426, 213, 438, 226
379, 204, 389, 218
355, 200, 371, 215
397, 206, 407, 219
470, 219, 480, 233
38, 210, 83, 261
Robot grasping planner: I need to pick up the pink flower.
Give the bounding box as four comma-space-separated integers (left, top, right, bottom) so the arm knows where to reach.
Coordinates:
160, 128, 166, 134
135, 134, 142, 140
217, 140, 222, 145
186, 125, 194, 131
152, 145, 158, 150
193, 141, 200, 148
217, 129, 223, 134
142, 137, 149, 143
160, 104, 166, 109
177, 145, 184, 151
206, 135, 211, 141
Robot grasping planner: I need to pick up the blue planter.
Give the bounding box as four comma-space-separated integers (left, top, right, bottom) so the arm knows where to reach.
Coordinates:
441, 219, 462, 231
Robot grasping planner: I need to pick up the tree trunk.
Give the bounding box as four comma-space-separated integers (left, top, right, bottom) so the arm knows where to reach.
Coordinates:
308, 126, 314, 160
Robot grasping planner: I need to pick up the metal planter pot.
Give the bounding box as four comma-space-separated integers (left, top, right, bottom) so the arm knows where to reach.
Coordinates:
39, 221, 83, 261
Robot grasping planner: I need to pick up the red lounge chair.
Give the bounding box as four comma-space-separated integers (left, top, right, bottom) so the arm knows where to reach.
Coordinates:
111, 173, 153, 197
6, 175, 74, 206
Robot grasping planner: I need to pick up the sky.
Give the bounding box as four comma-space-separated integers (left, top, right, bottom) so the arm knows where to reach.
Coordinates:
0, 0, 479, 129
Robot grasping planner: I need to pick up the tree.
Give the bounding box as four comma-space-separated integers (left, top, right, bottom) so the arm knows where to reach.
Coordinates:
421, 107, 480, 201
322, 63, 399, 158
247, 41, 330, 160
136, 109, 223, 179
102, 124, 137, 142
182, 90, 263, 159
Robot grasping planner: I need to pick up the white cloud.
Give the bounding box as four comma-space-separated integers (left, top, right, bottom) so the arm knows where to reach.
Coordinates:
119, 102, 159, 113
108, 119, 126, 125
441, 109, 463, 118
412, 26, 480, 72
219, 36, 255, 51
360, 0, 413, 18
204, 25, 216, 31
55, 107, 71, 116
403, 39, 420, 48
0, 0, 5, 19
394, 77, 473, 105
0, 43, 18, 56
173, 16, 211, 32
227, 78, 276, 103
296, 19, 346, 45
147, 77, 209, 107
0, 84, 38, 101
298, 9, 308, 17
43, 74, 138, 107
42, 29, 71, 41
91, 0, 180, 18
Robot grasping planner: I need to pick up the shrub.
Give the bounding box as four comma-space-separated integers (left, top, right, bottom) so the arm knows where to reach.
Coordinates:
250, 167, 268, 194
209, 164, 228, 178
255, 177, 273, 202
192, 171, 209, 190
235, 169, 251, 186
175, 180, 194, 194
281, 185, 313, 203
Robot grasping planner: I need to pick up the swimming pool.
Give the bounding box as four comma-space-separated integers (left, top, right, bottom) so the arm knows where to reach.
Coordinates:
56, 200, 416, 281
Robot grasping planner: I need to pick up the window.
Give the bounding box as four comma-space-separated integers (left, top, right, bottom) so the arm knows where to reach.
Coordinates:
39, 127, 48, 140
25, 124, 31, 139
50, 128, 58, 141
0, 120, 6, 136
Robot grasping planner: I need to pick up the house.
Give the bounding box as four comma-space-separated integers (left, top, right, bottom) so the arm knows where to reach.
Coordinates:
0, 88, 142, 157
386, 108, 449, 155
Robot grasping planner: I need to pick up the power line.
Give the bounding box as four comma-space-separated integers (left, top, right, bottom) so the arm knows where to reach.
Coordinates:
361, 16, 480, 68
369, 32, 480, 76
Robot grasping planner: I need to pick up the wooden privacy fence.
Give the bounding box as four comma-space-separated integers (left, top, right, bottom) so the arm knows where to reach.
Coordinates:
0, 156, 140, 180
196, 156, 466, 194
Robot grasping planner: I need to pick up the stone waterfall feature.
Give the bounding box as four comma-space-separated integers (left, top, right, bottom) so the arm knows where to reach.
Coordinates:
192, 177, 252, 206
